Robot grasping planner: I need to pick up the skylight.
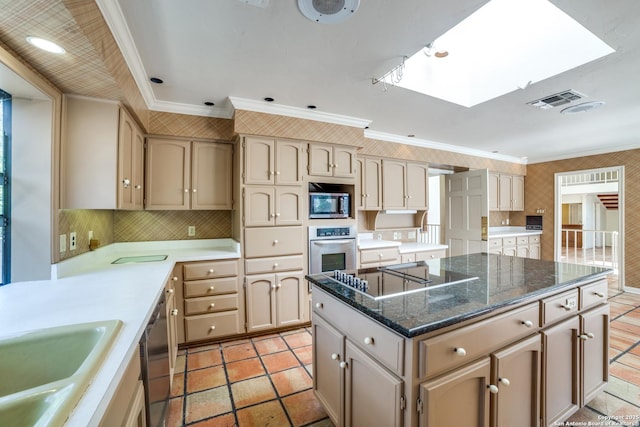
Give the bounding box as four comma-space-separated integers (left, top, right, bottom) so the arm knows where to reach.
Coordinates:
383, 0, 615, 107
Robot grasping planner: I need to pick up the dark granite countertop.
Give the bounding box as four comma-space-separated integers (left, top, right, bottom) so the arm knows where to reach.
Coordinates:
306, 253, 612, 338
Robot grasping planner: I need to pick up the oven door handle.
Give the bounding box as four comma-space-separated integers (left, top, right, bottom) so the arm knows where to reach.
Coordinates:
311, 240, 354, 246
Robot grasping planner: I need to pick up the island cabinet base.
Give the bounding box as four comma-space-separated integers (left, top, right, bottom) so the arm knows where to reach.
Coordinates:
311, 276, 609, 427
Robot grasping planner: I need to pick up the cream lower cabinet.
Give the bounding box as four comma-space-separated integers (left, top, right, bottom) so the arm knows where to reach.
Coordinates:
176, 259, 244, 343
312, 314, 404, 427
145, 138, 233, 210
245, 272, 306, 332
359, 247, 401, 268
400, 249, 447, 263
165, 272, 179, 386
99, 349, 146, 427
488, 235, 540, 259
542, 303, 609, 426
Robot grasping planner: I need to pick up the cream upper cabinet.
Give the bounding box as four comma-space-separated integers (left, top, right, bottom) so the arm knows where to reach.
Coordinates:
489, 172, 524, 211
244, 136, 304, 185
243, 186, 303, 227
63, 96, 144, 209
356, 156, 383, 210
308, 143, 356, 178
382, 159, 428, 210
146, 138, 233, 210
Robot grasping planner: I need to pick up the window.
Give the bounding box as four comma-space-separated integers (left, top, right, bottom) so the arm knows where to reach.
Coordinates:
0, 89, 11, 285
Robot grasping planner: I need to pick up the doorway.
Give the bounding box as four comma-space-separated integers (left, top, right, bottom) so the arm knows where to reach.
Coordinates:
554, 166, 624, 290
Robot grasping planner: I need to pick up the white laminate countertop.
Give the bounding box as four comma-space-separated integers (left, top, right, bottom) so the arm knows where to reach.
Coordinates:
358, 234, 448, 253
0, 239, 240, 427
488, 226, 543, 239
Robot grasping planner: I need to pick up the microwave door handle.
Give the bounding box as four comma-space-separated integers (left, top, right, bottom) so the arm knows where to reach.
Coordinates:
312, 240, 354, 246
339, 196, 345, 214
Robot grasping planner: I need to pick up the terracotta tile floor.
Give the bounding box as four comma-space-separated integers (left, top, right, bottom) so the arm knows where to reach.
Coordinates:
168, 281, 640, 427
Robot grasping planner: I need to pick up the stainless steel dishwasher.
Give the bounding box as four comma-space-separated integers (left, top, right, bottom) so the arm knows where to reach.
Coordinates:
140, 292, 170, 427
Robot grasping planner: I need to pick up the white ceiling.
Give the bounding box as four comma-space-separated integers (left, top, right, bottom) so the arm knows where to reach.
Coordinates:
99, 0, 640, 164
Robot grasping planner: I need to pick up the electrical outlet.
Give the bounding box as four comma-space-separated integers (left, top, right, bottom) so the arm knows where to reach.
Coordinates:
88, 230, 94, 240
59, 234, 67, 253
188, 225, 196, 236
398, 231, 402, 239
565, 297, 577, 309
70, 232, 77, 250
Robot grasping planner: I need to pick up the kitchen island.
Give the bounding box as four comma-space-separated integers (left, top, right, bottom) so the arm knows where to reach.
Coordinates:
306, 253, 612, 427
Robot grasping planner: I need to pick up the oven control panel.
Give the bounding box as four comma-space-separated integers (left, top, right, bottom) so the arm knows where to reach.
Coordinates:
309, 225, 357, 240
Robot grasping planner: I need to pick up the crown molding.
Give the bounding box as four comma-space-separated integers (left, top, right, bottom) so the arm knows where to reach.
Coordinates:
229, 97, 371, 128
365, 130, 528, 164
527, 142, 640, 164
149, 99, 235, 119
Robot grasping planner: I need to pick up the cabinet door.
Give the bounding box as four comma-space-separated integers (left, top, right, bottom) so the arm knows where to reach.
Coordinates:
407, 162, 428, 209
344, 340, 404, 427
308, 143, 333, 176
498, 175, 512, 211
516, 245, 529, 258
333, 146, 356, 178
244, 136, 275, 184
244, 187, 275, 227
275, 272, 305, 327
382, 159, 407, 209
192, 142, 233, 209
356, 157, 365, 210
511, 175, 524, 211
275, 186, 303, 226
245, 274, 276, 332
529, 244, 540, 259
132, 128, 145, 209
491, 335, 541, 427
276, 140, 304, 185
313, 315, 344, 426
166, 282, 178, 385
420, 357, 491, 427
364, 157, 383, 210
581, 304, 609, 405
117, 108, 135, 209
145, 138, 190, 210
541, 316, 580, 427
489, 173, 499, 211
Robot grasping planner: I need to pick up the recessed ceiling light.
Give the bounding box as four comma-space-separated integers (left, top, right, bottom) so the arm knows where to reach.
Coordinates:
307, 105, 317, 109
407, 134, 415, 138
26, 36, 65, 54
150, 77, 163, 84
264, 97, 275, 102
297, 0, 360, 24
561, 101, 605, 114
204, 101, 215, 106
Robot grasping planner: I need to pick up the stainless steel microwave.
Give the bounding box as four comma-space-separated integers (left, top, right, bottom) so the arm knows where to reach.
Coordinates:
309, 192, 350, 219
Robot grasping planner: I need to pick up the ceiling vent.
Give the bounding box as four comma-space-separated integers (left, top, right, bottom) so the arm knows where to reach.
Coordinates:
297, 0, 360, 24
527, 90, 586, 110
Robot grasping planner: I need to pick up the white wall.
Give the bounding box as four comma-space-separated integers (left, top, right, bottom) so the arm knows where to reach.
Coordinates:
11, 98, 52, 282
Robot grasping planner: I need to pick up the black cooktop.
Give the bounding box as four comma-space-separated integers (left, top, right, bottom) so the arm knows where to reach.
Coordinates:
327, 261, 479, 300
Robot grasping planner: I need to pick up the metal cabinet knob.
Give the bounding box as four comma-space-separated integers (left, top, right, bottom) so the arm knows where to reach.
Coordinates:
274, 240, 279, 244
580, 332, 595, 340
184, 189, 189, 193
315, 302, 323, 309
167, 288, 174, 294
193, 188, 197, 193
210, 303, 216, 308
208, 269, 215, 273
123, 178, 130, 187
210, 325, 216, 330
172, 276, 178, 281
209, 286, 215, 291
135, 185, 142, 189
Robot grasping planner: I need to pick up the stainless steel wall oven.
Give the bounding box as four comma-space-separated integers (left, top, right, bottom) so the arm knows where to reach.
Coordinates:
308, 225, 357, 274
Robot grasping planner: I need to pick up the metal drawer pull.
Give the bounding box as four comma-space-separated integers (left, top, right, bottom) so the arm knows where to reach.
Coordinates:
560, 304, 573, 311
522, 320, 534, 328
594, 291, 605, 298
363, 336, 374, 345
454, 347, 467, 356
488, 385, 499, 394
499, 378, 511, 386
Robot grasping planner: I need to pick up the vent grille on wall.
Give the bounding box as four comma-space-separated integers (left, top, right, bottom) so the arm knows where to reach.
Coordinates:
527, 90, 586, 109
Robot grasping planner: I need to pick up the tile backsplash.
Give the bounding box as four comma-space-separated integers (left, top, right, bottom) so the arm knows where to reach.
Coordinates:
58, 209, 232, 261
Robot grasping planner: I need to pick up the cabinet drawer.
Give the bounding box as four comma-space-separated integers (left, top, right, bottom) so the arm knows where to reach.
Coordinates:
516, 236, 529, 245
184, 294, 239, 315
502, 237, 517, 247
541, 289, 579, 326
529, 235, 540, 244
312, 288, 404, 375
360, 247, 400, 264
245, 226, 304, 258
183, 260, 239, 280
580, 279, 608, 310
245, 255, 304, 274
184, 277, 239, 297
415, 250, 447, 261
488, 239, 502, 249
401, 253, 415, 263
418, 302, 539, 378
185, 311, 242, 342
